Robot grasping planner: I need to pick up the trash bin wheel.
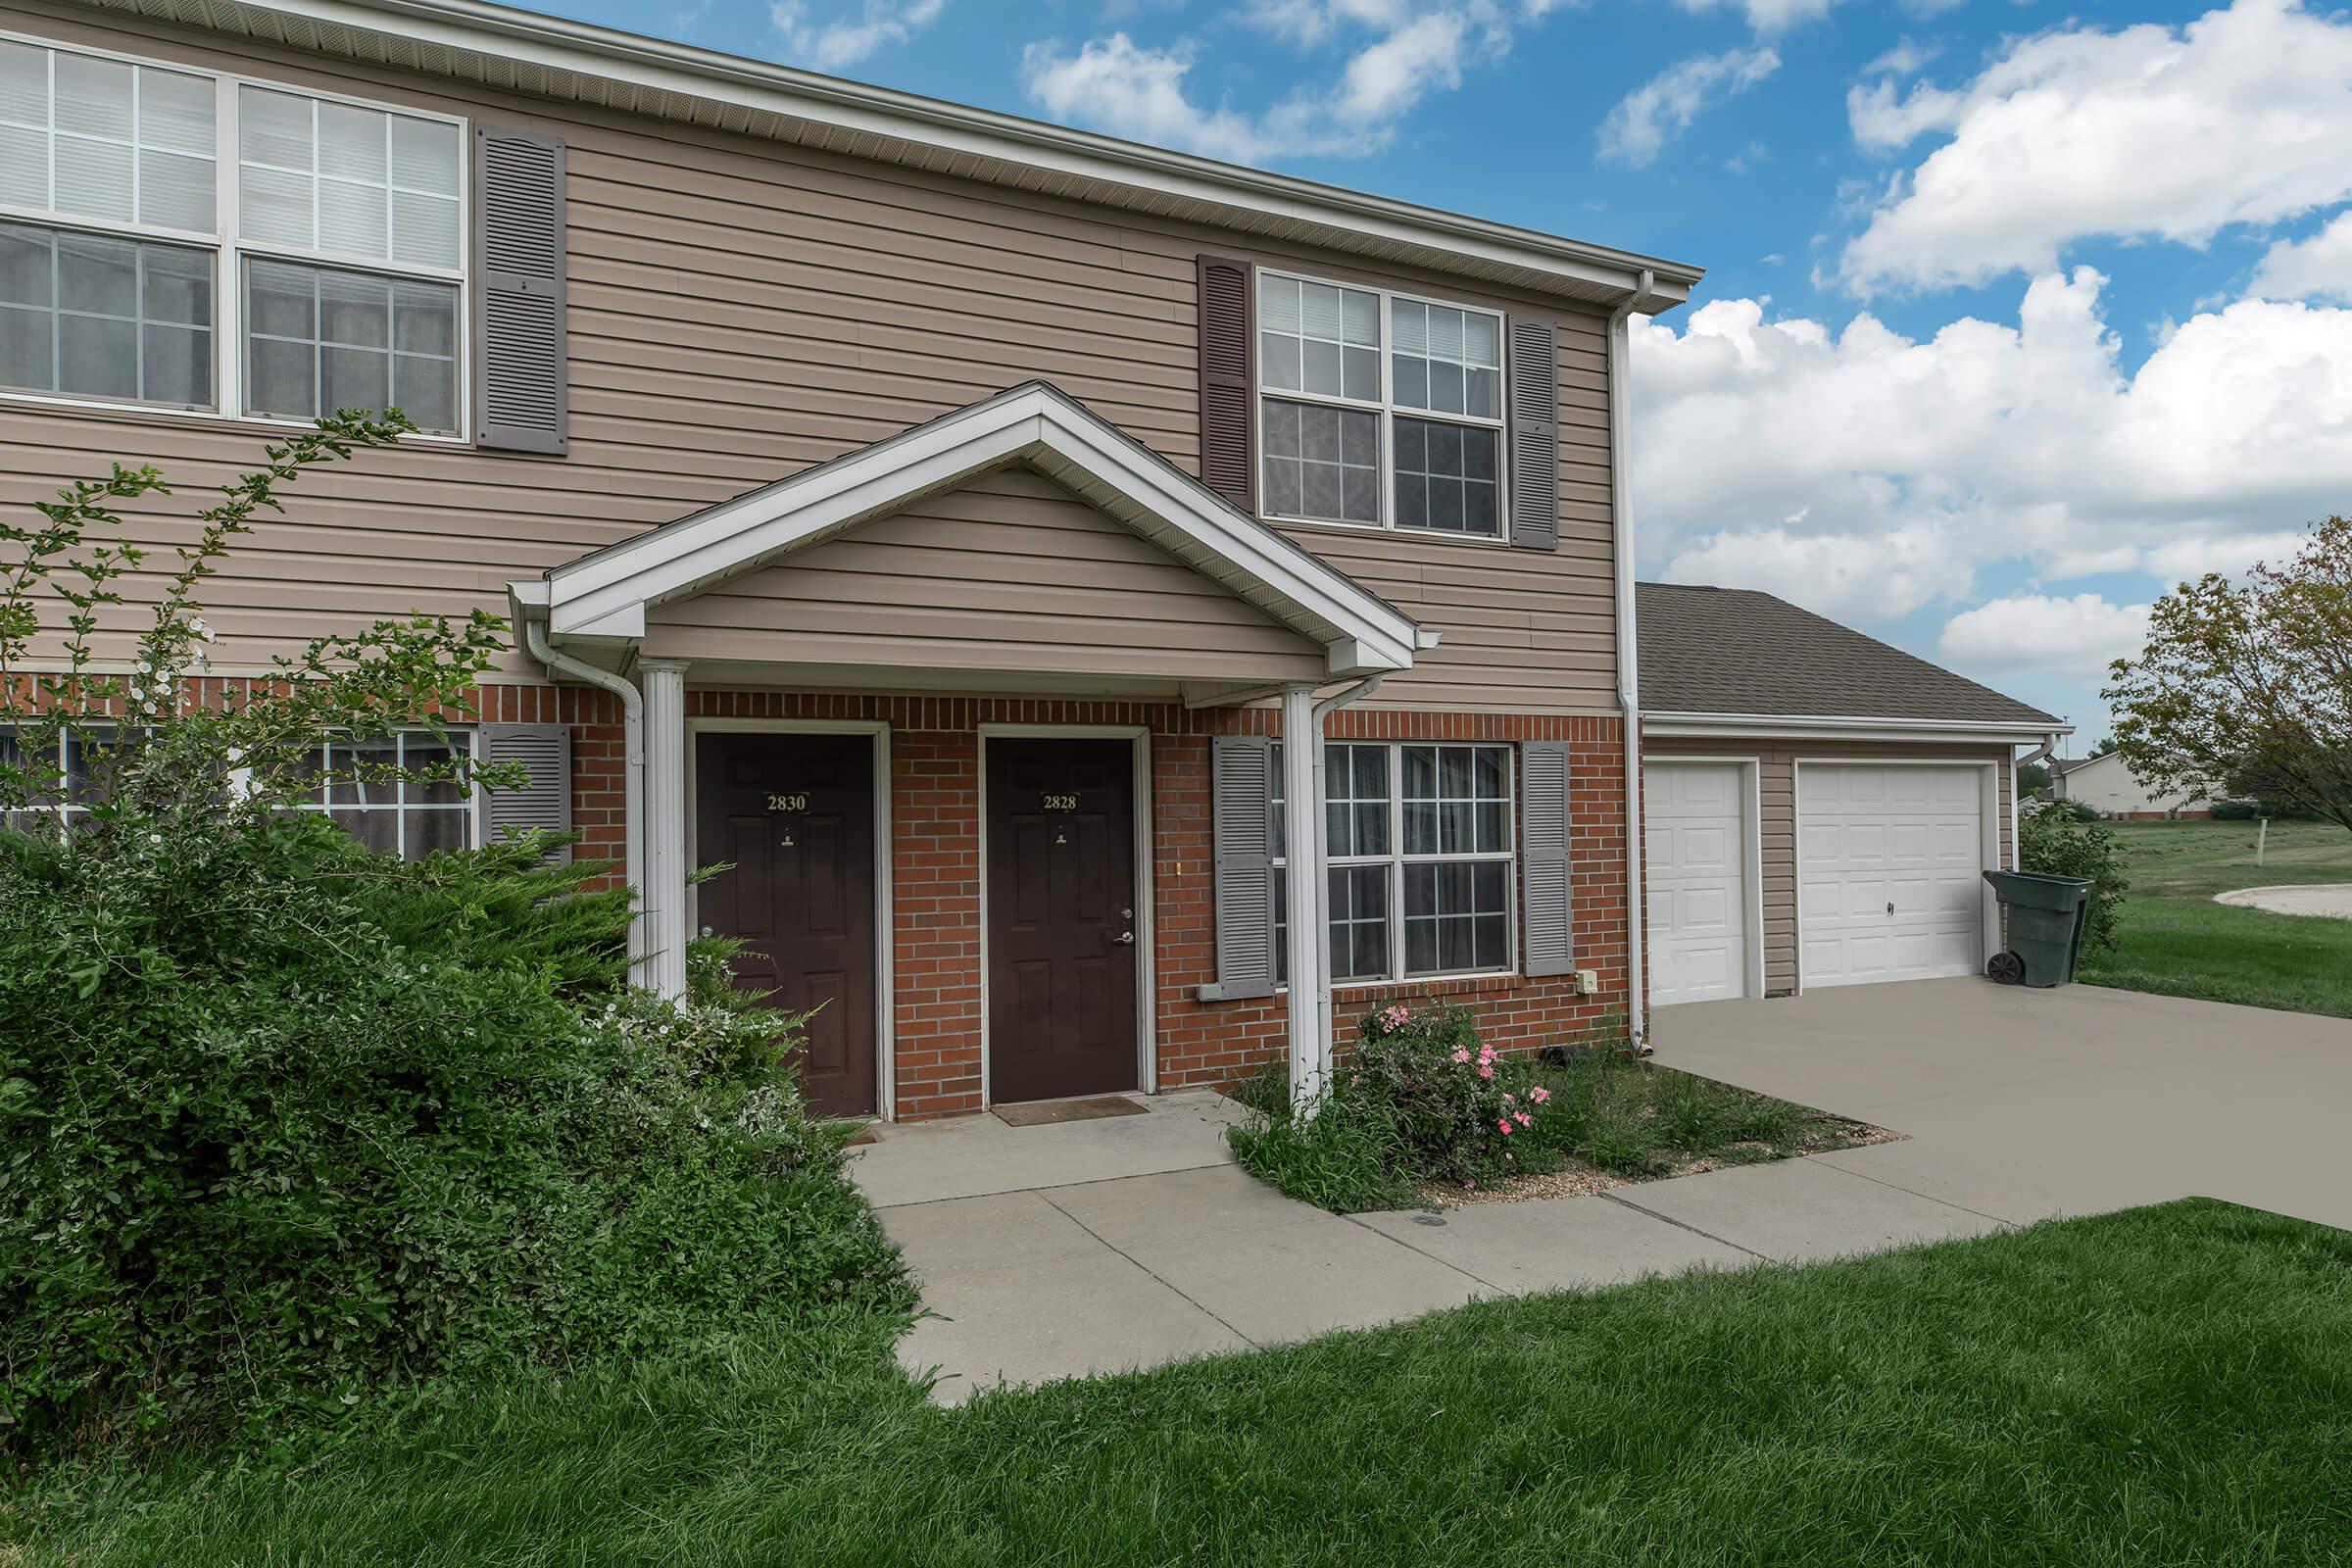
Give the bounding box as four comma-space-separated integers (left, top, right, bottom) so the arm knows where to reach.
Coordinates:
1986, 951, 2027, 986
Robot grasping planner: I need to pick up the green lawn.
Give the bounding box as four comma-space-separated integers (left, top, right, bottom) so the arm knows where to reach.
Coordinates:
2078, 818, 2352, 1017
22, 1200, 2352, 1566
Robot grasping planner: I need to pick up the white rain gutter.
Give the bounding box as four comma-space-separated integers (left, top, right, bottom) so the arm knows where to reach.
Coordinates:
522, 612, 650, 984
1610, 270, 1653, 1052
2012, 728, 2064, 870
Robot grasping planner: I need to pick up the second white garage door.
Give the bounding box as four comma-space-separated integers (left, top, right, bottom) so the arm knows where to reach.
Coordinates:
1798, 763, 1988, 988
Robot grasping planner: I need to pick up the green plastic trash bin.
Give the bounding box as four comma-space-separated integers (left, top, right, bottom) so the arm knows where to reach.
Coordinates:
1983, 870, 2092, 988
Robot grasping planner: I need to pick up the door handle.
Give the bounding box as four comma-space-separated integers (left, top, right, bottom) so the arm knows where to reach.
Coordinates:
1113, 931, 1136, 946
1886, 902, 1895, 915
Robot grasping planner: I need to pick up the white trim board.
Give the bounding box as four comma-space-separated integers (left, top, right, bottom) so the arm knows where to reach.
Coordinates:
683, 716, 897, 1122
520, 382, 1429, 679
975, 723, 1157, 1108
1645, 710, 2069, 747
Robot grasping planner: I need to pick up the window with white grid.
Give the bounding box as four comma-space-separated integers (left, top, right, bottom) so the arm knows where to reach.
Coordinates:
293, 729, 476, 858
0, 34, 464, 432
1269, 741, 1515, 984
1256, 270, 1507, 539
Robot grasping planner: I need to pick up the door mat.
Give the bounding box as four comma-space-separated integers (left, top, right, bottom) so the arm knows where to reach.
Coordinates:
993, 1096, 1149, 1128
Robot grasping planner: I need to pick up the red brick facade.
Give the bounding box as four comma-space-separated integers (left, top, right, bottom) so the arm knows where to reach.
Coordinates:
652, 691, 1633, 1121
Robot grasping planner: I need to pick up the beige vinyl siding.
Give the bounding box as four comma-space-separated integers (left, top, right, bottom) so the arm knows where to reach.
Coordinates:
1645, 735, 2016, 996
0, 1, 1618, 713
640, 466, 1327, 684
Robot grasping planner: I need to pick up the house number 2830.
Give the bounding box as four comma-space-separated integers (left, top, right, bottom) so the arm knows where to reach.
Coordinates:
1042, 793, 1079, 811
765, 792, 808, 813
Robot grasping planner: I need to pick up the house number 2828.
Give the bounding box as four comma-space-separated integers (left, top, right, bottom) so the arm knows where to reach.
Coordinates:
1042, 794, 1079, 811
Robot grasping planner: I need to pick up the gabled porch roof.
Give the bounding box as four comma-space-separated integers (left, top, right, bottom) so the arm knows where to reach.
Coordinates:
510, 382, 1432, 684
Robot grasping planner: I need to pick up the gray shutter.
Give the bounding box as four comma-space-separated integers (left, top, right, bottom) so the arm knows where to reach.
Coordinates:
1506, 315, 1559, 552
473, 126, 567, 454
1197, 255, 1255, 514
478, 722, 571, 863
1519, 741, 1574, 976
1199, 733, 1277, 1001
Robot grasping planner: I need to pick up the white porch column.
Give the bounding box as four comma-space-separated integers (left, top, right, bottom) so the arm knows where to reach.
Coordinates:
638, 659, 691, 1001
1280, 684, 1329, 1106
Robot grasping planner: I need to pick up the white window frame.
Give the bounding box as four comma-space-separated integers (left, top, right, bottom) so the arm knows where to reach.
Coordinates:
293, 725, 480, 858
1253, 268, 1509, 542
1272, 740, 1519, 988
0, 28, 468, 441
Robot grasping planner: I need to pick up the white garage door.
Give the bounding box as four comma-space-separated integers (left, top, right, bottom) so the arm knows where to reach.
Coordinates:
1798, 763, 1987, 988
1645, 761, 1748, 1006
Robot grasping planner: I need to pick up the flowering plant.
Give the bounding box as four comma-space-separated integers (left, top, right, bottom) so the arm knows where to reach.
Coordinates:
1349, 997, 1549, 1185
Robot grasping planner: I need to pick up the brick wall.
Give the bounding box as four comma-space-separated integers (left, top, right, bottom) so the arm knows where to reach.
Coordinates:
670, 693, 1633, 1121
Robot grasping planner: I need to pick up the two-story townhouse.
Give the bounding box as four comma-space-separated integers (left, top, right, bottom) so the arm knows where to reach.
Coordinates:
0, 0, 1706, 1121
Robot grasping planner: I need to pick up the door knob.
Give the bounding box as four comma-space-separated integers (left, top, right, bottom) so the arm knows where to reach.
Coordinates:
1114, 931, 1136, 945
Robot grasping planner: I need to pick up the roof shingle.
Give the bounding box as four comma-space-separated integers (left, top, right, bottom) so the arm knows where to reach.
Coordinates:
1637, 582, 2061, 728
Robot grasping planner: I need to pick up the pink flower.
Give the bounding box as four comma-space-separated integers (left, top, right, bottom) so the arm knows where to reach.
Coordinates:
1501, 1092, 1515, 1104
1513, 1110, 1532, 1128
1477, 1064, 1494, 1079
1530, 1085, 1550, 1104
1496, 1118, 1513, 1135
1450, 1048, 1471, 1063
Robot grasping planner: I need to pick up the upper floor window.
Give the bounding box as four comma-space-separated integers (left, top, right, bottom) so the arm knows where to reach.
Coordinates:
1256, 270, 1505, 539
0, 37, 463, 435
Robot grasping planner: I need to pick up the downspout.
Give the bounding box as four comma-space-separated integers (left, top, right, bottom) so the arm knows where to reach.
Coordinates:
1610, 269, 1654, 1053
2013, 730, 2062, 870
523, 612, 650, 985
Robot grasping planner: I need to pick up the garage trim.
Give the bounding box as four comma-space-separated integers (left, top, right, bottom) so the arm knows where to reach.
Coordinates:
1790, 757, 2003, 995
1645, 755, 1766, 1004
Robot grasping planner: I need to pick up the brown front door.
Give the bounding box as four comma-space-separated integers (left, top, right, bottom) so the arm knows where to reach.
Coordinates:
695, 729, 878, 1119
986, 737, 1141, 1103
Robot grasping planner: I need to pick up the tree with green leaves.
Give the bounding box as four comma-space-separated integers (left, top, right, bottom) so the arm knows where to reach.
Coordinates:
2104, 514, 2352, 834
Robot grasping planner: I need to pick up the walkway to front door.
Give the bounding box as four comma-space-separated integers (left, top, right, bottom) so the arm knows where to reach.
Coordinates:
984, 736, 1142, 1104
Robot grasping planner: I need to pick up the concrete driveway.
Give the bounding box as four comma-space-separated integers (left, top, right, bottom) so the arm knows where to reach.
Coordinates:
857, 979, 2352, 1402
1655, 975, 2352, 1233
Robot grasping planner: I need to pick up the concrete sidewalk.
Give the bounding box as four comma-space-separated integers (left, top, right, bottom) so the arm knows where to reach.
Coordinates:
856, 1087, 2002, 1404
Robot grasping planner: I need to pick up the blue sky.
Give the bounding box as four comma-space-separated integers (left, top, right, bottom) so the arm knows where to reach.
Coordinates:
572, 0, 2352, 744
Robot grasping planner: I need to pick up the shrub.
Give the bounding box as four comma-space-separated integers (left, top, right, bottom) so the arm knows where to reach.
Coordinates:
1226, 1000, 1570, 1209
2018, 801, 2131, 953
0, 812, 910, 1461
2210, 800, 2261, 821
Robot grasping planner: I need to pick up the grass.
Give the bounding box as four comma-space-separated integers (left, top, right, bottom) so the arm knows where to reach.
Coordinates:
18, 1199, 2352, 1566
2078, 818, 2352, 1018
1228, 1049, 1883, 1214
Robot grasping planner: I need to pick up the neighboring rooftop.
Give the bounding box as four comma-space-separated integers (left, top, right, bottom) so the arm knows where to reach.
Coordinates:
1638, 582, 2063, 728
67, 0, 1702, 313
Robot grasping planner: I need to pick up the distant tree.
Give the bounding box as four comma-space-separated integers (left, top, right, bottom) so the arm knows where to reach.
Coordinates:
2089, 736, 2119, 758
2016, 760, 2051, 796
2105, 514, 2352, 834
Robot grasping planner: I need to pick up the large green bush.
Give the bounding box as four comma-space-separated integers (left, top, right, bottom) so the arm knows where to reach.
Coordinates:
0, 421, 908, 1463
0, 811, 910, 1459
2018, 801, 2131, 953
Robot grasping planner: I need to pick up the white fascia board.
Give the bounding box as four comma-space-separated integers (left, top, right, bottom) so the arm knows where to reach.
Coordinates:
1644, 710, 2073, 746
205, 0, 1699, 310
541, 384, 1419, 670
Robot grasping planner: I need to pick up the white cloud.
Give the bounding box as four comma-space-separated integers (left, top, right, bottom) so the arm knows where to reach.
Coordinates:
1598, 47, 1780, 168
1671, 0, 1839, 35
1839, 0, 2352, 293
1858, 37, 1936, 77
2251, 211, 2352, 304
1631, 270, 2352, 622
1023, 5, 1536, 164
1937, 593, 2151, 674
770, 0, 945, 71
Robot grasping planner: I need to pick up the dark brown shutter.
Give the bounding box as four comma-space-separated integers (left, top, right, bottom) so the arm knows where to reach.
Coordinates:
1506, 315, 1559, 551
1197, 255, 1255, 513
1198, 732, 1277, 1001
478, 722, 571, 863
473, 126, 567, 454
1519, 740, 1574, 976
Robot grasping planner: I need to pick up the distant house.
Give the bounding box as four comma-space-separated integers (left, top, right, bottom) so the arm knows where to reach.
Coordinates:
2050, 753, 2211, 819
